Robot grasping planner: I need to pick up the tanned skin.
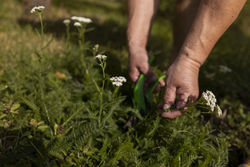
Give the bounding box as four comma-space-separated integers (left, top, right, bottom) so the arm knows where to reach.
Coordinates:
127, 0, 246, 118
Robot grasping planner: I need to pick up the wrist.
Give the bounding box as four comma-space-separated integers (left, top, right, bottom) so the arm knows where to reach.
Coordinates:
128, 42, 147, 54
174, 53, 201, 73
177, 46, 207, 69
128, 40, 146, 51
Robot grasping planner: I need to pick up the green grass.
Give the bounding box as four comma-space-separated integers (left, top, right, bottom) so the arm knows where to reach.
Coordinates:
0, 0, 249, 166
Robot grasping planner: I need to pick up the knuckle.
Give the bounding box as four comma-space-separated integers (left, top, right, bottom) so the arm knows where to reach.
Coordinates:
139, 64, 149, 74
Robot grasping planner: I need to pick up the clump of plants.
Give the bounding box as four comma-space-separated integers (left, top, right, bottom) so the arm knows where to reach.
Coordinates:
0, 6, 229, 167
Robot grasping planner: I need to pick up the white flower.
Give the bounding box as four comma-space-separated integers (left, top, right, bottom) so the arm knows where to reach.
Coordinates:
63, 19, 71, 25
74, 22, 82, 27
78, 17, 92, 23
30, 6, 45, 14
101, 55, 107, 60
96, 54, 107, 60
112, 81, 123, 87
219, 65, 232, 73
110, 76, 126, 87
202, 90, 217, 112
96, 55, 102, 59
71, 16, 79, 20
71, 16, 92, 24
118, 76, 127, 83
216, 105, 222, 116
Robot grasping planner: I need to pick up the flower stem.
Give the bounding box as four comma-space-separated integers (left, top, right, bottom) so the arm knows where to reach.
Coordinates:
38, 14, 44, 39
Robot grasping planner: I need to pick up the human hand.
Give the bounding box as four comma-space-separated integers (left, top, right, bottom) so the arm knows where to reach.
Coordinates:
160, 55, 200, 119
129, 46, 165, 92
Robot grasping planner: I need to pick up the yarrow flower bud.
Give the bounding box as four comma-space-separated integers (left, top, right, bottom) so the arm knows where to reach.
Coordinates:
74, 22, 82, 27
30, 6, 45, 14
63, 19, 71, 25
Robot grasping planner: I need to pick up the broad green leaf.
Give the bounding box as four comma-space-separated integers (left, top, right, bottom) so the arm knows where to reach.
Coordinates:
133, 74, 146, 111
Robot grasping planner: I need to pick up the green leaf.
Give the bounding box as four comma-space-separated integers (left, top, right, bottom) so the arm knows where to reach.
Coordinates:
0, 113, 7, 119
21, 97, 40, 112
133, 74, 146, 111
38, 125, 49, 131
10, 103, 20, 112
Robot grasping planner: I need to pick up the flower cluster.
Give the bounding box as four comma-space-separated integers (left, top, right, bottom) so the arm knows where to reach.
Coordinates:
30, 6, 45, 15
201, 90, 222, 116
96, 54, 107, 60
71, 16, 92, 27
202, 90, 217, 111
110, 76, 126, 87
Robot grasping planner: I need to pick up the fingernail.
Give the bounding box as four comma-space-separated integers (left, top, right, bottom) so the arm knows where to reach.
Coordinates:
163, 104, 171, 110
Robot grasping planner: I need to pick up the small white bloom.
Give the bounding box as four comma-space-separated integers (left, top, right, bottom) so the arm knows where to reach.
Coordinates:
63, 19, 71, 25
96, 54, 107, 60
78, 17, 92, 23
110, 76, 126, 87
30, 8, 36, 14
101, 55, 107, 60
112, 81, 123, 87
74, 22, 82, 27
219, 65, 232, 73
71, 16, 92, 24
202, 92, 209, 101
71, 16, 79, 20
96, 55, 102, 59
118, 76, 126, 83
202, 90, 218, 112
30, 6, 45, 14
37, 6, 45, 10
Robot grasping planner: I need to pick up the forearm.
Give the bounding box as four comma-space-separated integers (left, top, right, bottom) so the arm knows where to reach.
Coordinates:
179, 0, 246, 66
127, 0, 160, 49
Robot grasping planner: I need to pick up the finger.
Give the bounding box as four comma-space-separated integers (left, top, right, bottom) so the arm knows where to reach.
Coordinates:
138, 61, 150, 75
187, 95, 198, 105
129, 66, 140, 83
176, 93, 189, 109
163, 86, 176, 110
161, 110, 182, 119
159, 79, 165, 87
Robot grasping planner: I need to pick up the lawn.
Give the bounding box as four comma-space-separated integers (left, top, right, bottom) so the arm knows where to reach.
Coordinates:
0, 0, 249, 166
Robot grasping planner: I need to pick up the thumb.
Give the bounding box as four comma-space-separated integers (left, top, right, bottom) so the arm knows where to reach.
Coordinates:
129, 66, 140, 82
163, 86, 176, 110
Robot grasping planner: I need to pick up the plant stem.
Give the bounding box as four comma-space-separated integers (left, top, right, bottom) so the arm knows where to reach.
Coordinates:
98, 61, 106, 125
39, 14, 44, 39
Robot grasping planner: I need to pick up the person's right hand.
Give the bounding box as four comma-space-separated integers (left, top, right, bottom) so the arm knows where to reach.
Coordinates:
128, 46, 165, 92
160, 55, 200, 119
